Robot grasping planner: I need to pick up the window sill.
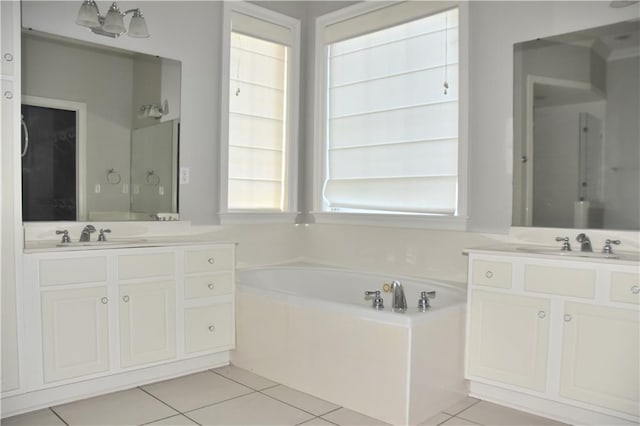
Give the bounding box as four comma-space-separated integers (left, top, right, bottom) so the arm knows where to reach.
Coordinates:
311, 211, 469, 231
219, 212, 298, 225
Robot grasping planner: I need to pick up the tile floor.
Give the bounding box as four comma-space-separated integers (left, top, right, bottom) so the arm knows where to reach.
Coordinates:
2, 365, 567, 426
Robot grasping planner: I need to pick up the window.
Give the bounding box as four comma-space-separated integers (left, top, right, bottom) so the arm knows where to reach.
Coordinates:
220, 3, 300, 221
315, 2, 467, 226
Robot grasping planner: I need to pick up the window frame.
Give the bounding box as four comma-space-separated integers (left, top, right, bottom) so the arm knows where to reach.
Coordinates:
219, 1, 301, 224
313, 1, 469, 230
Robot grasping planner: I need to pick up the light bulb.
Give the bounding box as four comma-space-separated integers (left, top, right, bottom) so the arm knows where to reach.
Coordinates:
76, 0, 100, 28
103, 2, 125, 34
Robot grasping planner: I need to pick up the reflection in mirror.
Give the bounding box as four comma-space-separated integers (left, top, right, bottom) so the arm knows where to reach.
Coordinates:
513, 20, 639, 230
21, 30, 181, 221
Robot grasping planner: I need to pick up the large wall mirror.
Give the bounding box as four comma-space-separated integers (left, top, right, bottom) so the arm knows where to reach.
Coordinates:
21, 30, 181, 222
513, 20, 639, 231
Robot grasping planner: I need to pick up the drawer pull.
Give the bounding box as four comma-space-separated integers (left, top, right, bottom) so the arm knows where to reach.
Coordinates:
122, 295, 130, 303
208, 325, 216, 332
207, 257, 215, 264
101, 297, 108, 304
631, 285, 640, 295
538, 310, 546, 319
4, 53, 13, 61
564, 314, 572, 322
4, 90, 13, 99
208, 283, 215, 290
485, 271, 493, 279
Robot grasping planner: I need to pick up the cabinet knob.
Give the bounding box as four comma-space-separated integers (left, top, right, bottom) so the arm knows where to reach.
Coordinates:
537, 310, 546, 319
208, 325, 216, 332
631, 285, 640, 295
208, 283, 215, 290
101, 297, 108, 304
4, 53, 13, 61
485, 271, 493, 279
122, 295, 130, 303
207, 257, 215, 264
4, 91, 13, 99
564, 314, 572, 322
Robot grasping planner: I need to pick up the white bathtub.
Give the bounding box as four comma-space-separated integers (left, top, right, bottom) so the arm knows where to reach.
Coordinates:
232, 265, 468, 425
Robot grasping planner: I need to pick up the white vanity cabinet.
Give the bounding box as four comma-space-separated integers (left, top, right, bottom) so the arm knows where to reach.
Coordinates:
183, 247, 235, 354
41, 285, 110, 382
7, 243, 235, 418
119, 280, 176, 367
467, 290, 550, 391
117, 251, 177, 368
465, 251, 640, 425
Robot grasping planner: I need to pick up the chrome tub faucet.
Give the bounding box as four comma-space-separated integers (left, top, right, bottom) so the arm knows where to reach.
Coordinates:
391, 280, 407, 313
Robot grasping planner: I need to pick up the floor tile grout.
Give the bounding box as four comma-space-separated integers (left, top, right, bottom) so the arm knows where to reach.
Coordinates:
48, 407, 69, 426
181, 389, 258, 416
137, 386, 182, 417
444, 398, 482, 416
209, 368, 278, 392
258, 387, 336, 419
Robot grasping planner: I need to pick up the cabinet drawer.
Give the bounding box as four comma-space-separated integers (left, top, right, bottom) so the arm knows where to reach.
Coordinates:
40, 257, 107, 286
525, 265, 595, 298
472, 260, 512, 288
184, 304, 233, 353
610, 272, 640, 305
184, 274, 233, 300
185, 248, 233, 274
118, 252, 174, 280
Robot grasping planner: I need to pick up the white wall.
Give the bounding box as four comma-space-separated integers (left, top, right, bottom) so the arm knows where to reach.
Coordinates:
17, 1, 640, 265
466, 0, 637, 232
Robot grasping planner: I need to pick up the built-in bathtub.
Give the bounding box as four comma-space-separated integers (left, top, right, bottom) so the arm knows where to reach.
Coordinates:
232, 265, 468, 425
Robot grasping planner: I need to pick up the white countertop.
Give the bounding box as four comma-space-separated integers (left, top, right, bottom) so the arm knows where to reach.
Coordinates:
464, 243, 640, 265
23, 237, 236, 253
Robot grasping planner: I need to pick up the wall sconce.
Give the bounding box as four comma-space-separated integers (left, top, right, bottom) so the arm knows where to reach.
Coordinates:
139, 100, 169, 119
76, 1, 149, 38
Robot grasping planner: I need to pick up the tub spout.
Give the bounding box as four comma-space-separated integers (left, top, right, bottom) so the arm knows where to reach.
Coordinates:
391, 280, 407, 313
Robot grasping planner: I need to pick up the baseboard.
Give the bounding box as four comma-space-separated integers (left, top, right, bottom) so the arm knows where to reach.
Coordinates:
1, 352, 229, 419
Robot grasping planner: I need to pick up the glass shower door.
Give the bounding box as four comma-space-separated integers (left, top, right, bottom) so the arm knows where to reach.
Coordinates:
21, 104, 77, 221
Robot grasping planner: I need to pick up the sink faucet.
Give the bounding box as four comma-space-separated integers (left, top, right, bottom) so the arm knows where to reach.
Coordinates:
79, 224, 96, 242
391, 280, 407, 313
576, 233, 592, 252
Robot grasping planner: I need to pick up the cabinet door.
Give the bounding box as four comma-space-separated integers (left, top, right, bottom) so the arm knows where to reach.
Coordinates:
184, 304, 233, 354
467, 290, 550, 391
119, 281, 176, 367
41, 286, 110, 383
560, 302, 639, 416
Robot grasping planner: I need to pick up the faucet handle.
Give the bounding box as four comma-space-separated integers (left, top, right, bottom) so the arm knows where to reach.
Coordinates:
364, 290, 384, 310
555, 236, 572, 251
56, 229, 70, 244
418, 291, 431, 311
98, 229, 111, 242
602, 239, 621, 254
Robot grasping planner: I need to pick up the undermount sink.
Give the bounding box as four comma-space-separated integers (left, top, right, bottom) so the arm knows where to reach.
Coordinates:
516, 246, 620, 259
56, 239, 148, 248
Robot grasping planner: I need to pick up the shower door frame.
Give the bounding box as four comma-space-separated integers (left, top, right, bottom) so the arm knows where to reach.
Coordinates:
522, 75, 601, 226
22, 95, 87, 221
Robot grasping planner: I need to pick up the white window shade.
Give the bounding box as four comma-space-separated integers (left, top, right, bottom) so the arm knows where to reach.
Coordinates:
228, 32, 288, 210
324, 7, 459, 215
324, 1, 456, 45
231, 11, 292, 46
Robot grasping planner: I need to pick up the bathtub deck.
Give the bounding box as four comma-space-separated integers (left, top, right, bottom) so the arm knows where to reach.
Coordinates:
2, 365, 567, 426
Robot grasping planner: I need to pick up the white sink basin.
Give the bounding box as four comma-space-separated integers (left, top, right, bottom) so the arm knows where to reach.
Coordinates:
516, 246, 620, 259
56, 239, 148, 248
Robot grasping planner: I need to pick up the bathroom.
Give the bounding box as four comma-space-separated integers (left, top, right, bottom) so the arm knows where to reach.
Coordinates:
1, 1, 638, 425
